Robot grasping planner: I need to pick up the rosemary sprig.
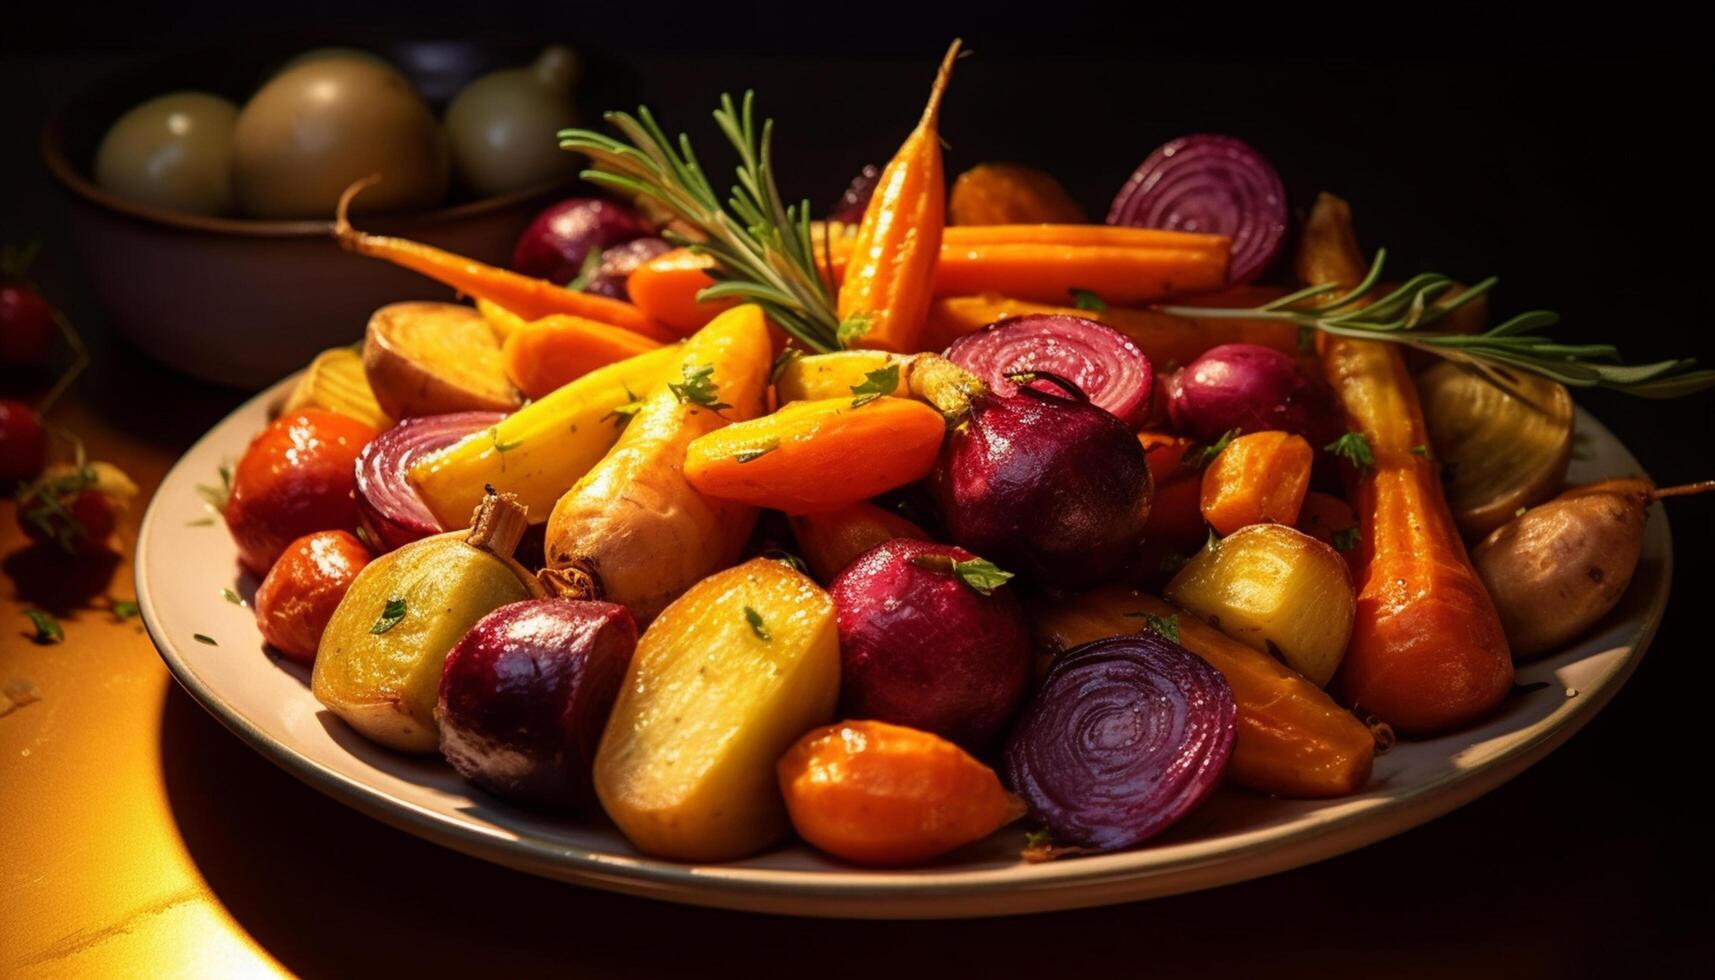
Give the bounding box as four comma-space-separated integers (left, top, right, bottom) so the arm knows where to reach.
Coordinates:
1159, 251, 1715, 398
559, 94, 841, 351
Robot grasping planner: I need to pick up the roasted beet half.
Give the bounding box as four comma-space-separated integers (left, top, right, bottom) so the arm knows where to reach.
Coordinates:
1005, 632, 1236, 851
437, 598, 637, 811
830, 538, 1032, 749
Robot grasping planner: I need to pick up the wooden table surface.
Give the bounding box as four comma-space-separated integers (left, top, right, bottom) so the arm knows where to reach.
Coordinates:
2, 45, 1709, 979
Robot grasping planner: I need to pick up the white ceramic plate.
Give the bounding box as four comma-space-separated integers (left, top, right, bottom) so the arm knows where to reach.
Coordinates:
137, 374, 1672, 918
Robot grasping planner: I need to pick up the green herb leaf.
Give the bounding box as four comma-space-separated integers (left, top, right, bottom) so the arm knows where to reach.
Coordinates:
490, 427, 523, 454
1024, 827, 1053, 849
1331, 526, 1361, 551
733, 441, 779, 463
1409, 443, 1432, 458
370, 597, 408, 635
760, 550, 809, 575
1195, 429, 1240, 468
112, 600, 140, 621
565, 247, 606, 292
195, 461, 233, 512
1069, 288, 1107, 312
1325, 431, 1375, 470
24, 610, 63, 644
909, 553, 1016, 595
770, 347, 804, 384
837, 313, 874, 348
669, 363, 731, 412
743, 605, 771, 641
221, 588, 244, 606
1127, 612, 1180, 644
601, 386, 645, 429
193, 633, 218, 646
18, 466, 99, 553
849, 363, 900, 407
184, 516, 216, 527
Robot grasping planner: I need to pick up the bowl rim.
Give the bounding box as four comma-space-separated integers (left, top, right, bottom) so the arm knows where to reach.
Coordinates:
40, 71, 576, 239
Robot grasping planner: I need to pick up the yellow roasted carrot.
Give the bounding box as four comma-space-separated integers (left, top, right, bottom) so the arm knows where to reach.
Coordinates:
773, 349, 908, 403
836, 40, 960, 353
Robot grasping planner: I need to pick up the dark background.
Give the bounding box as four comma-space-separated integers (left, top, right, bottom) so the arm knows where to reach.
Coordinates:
4, 2, 1710, 975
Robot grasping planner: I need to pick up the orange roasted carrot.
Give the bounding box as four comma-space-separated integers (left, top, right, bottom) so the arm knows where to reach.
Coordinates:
1297, 490, 1358, 551
923, 294, 1296, 363
1137, 432, 1206, 543
1199, 430, 1314, 535
683, 397, 945, 513
788, 502, 928, 584
836, 41, 960, 353
626, 248, 739, 334
501, 315, 665, 400
334, 179, 674, 342
949, 163, 1086, 226
778, 720, 1026, 866
1031, 586, 1374, 798
1299, 193, 1512, 735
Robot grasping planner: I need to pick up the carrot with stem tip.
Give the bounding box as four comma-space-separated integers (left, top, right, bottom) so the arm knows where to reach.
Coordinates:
332, 177, 675, 342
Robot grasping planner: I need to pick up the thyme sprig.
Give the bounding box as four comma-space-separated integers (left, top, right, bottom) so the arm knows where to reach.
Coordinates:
1160, 251, 1715, 398
559, 94, 841, 351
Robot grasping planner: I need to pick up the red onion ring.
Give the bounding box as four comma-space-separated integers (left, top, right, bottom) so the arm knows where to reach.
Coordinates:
1106, 134, 1288, 285
1004, 632, 1236, 850
355, 412, 505, 553
944, 314, 1154, 427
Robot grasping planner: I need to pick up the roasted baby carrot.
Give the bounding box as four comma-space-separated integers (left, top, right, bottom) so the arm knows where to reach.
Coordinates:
334, 179, 674, 342
836, 40, 961, 353
1137, 433, 1207, 544
683, 396, 945, 513
949, 163, 1086, 226
1298, 193, 1512, 735
923, 294, 1296, 364
502, 315, 664, 400
788, 502, 928, 583
626, 247, 739, 334
1200, 430, 1314, 535
1030, 586, 1375, 798
1297, 490, 1358, 551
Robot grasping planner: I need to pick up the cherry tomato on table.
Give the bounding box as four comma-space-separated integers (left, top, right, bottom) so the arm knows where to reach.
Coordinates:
0, 398, 47, 483
225, 409, 378, 576
0, 282, 54, 365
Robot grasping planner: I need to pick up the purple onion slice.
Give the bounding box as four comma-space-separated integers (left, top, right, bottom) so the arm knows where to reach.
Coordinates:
1004, 632, 1236, 850
945, 314, 1153, 427
1106, 134, 1288, 285
827, 164, 881, 224
355, 412, 505, 553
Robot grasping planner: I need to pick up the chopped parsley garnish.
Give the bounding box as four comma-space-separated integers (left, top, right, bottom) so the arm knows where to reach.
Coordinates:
733, 441, 779, 464
221, 588, 244, 606
1331, 526, 1362, 551
669, 363, 731, 412
24, 610, 63, 644
193, 633, 219, 646
602, 386, 645, 429
1126, 611, 1180, 644
770, 347, 804, 384
761, 550, 809, 575
909, 554, 1016, 596
743, 605, 771, 641
565, 247, 605, 292
1409, 443, 1432, 458
849, 364, 900, 407
1069, 288, 1107, 312
490, 427, 523, 454
1325, 431, 1375, 470
370, 597, 408, 635
1195, 429, 1240, 468
19, 466, 99, 553
836, 313, 874, 348
195, 461, 233, 511
112, 600, 140, 621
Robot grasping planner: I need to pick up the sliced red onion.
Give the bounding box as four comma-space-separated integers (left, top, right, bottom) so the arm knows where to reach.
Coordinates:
1107, 135, 1287, 285
945, 314, 1153, 427
827, 164, 881, 224
1004, 632, 1235, 851
355, 412, 505, 552
583, 236, 673, 301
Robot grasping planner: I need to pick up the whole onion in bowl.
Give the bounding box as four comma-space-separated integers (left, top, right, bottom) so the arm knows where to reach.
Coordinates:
355, 412, 504, 552
1165, 343, 1341, 444
512, 198, 654, 284
945, 314, 1153, 427
1004, 632, 1236, 851
582, 236, 673, 301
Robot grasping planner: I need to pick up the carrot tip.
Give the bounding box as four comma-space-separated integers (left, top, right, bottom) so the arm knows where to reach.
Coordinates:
333, 175, 385, 248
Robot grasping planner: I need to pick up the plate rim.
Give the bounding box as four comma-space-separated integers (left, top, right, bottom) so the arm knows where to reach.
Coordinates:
136, 373, 1672, 916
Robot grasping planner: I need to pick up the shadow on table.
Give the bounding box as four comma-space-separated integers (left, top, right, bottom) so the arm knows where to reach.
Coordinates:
157, 681, 1681, 979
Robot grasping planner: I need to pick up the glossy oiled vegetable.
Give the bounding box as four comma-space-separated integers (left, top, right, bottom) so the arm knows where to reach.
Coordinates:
1416, 361, 1573, 539
510, 197, 653, 285
594, 558, 840, 861
945, 314, 1153, 427
831, 539, 1032, 749
778, 720, 1027, 866
502, 314, 663, 400
281, 347, 392, 432
923, 294, 1296, 366
311, 493, 544, 752
362, 302, 521, 420
683, 396, 945, 513
544, 304, 771, 622
773, 349, 906, 403
1108, 134, 1287, 285
1167, 344, 1339, 444
355, 411, 503, 552
1165, 524, 1356, 688
837, 40, 959, 353
225, 409, 377, 576
788, 502, 928, 583
409, 344, 681, 529
1005, 633, 1235, 850
949, 163, 1085, 226
1199, 430, 1314, 535
252, 529, 371, 665
1030, 586, 1374, 798
626, 247, 739, 333
1299, 194, 1512, 733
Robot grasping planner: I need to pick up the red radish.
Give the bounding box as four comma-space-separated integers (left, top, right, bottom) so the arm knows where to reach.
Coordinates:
925, 365, 1153, 590
945, 314, 1153, 427
512, 198, 654, 284
439, 599, 637, 811
1165, 343, 1340, 443
827, 164, 881, 224
830, 538, 1032, 749
0, 399, 47, 483
355, 411, 503, 552
1107, 134, 1288, 285
1005, 632, 1235, 851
